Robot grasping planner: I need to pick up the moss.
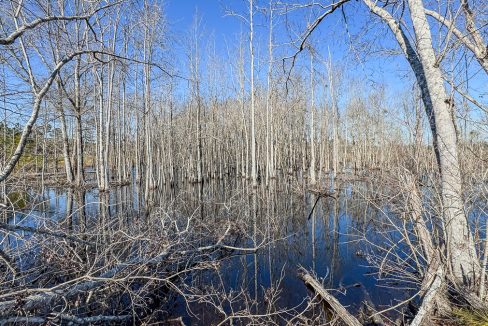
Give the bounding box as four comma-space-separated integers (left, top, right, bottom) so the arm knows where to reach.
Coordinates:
7, 191, 31, 209
454, 308, 488, 326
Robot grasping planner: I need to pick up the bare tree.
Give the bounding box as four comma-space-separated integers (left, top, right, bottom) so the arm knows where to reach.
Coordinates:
284, 0, 482, 290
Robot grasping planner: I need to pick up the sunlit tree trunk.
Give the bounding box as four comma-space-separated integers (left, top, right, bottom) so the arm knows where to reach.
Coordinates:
309, 51, 316, 185
56, 79, 74, 184
265, 0, 274, 185
407, 0, 480, 286
249, 0, 257, 186
363, 0, 481, 286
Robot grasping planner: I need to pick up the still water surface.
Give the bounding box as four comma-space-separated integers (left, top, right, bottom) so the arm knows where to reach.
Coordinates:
6, 177, 407, 322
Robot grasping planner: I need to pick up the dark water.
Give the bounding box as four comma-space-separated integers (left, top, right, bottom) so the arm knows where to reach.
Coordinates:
4, 177, 409, 322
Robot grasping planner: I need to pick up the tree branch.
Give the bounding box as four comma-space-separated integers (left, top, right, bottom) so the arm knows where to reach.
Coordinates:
0, 2, 121, 46
0, 50, 94, 182
425, 9, 488, 73
282, 0, 350, 88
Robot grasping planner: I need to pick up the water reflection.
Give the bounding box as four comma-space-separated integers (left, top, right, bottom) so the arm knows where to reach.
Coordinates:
3, 177, 404, 321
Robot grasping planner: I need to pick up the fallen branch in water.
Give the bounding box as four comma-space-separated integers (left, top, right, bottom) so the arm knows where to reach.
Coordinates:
0, 313, 132, 325
410, 266, 444, 326
56, 313, 132, 324
298, 268, 362, 326
0, 223, 262, 317
0, 222, 94, 246
0, 316, 45, 325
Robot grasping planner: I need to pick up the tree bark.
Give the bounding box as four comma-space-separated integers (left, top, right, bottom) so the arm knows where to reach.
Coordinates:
407, 0, 480, 286
362, 0, 480, 287
56, 79, 74, 184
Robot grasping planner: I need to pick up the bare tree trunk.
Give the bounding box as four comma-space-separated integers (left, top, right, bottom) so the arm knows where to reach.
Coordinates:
56, 79, 74, 184
363, 0, 481, 286
265, 1, 274, 185
407, 0, 480, 286
238, 38, 249, 179
309, 51, 316, 184
249, 0, 257, 187
96, 67, 105, 190
74, 58, 84, 187
327, 57, 339, 179
191, 15, 203, 184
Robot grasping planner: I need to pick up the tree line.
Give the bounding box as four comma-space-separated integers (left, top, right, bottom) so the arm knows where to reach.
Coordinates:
0, 0, 487, 324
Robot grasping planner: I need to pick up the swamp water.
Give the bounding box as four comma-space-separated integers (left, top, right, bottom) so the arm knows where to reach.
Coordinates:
3, 177, 409, 323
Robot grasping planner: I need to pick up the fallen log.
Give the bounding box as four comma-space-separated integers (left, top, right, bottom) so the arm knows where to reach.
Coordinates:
410, 250, 446, 326
0, 316, 45, 325
0, 245, 175, 315
0, 225, 247, 316
0, 314, 132, 325
298, 268, 362, 326
410, 268, 443, 326
56, 313, 132, 324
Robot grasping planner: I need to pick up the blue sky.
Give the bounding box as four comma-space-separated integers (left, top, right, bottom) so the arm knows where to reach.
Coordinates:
164, 0, 486, 115
3, 0, 484, 130
167, 1, 241, 36
164, 0, 416, 105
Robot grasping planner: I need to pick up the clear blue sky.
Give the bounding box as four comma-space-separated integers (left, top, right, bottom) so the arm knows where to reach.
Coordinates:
165, 0, 413, 102
167, 1, 242, 37
164, 0, 486, 116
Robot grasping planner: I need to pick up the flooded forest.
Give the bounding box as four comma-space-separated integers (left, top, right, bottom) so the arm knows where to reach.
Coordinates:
0, 0, 487, 325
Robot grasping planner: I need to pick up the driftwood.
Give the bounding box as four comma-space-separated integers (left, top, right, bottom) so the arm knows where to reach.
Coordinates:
0, 316, 45, 325
308, 188, 337, 199
299, 269, 362, 326
410, 270, 443, 326
307, 189, 337, 220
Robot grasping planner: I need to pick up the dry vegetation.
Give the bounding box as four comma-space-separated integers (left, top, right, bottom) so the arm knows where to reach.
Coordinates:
0, 0, 487, 324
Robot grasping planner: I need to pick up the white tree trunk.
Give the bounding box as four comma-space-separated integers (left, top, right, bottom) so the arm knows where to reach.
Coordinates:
362, 0, 481, 286
407, 0, 480, 285
250, 0, 257, 186
309, 51, 316, 184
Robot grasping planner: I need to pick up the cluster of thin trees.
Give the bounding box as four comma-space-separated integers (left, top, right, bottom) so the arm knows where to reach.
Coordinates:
1, 0, 484, 188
